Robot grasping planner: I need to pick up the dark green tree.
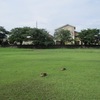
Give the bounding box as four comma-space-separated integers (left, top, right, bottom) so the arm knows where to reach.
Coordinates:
0, 26, 9, 34
79, 29, 99, 45
54, 29, 71, 45
0, 26, 9, 45
29, 28, 54, 46
9, 27, 32, 45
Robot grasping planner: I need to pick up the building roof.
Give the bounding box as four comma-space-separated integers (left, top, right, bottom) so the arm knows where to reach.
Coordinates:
55, 24, 76, 31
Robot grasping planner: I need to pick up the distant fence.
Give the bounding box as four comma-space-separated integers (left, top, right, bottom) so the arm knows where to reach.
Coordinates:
16, 45, 100, 49
1, 44, 100, 49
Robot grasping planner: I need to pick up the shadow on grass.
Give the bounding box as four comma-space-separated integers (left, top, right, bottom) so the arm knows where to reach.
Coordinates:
0, 80, 57, 100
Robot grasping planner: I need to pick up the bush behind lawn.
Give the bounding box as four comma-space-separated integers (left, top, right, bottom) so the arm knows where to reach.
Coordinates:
0, 48, 100, 100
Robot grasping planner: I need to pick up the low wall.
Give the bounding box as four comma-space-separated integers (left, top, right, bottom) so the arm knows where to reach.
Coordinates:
16, 45, 100, 49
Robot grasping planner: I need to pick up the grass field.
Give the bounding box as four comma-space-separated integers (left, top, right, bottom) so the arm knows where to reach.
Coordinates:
0, 48, 100, 100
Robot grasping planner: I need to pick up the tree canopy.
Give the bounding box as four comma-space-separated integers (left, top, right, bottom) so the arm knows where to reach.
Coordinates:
29, 28, 54, 46
54, 29, 71, 45
0, 26, 9, 34
0, 26, 8, 45
9, 27, 54, 46
9, 27, 33, 45
79, 29, 100, 45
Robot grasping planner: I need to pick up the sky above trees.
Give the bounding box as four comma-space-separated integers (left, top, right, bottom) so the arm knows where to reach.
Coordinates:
0, 0, 100, 34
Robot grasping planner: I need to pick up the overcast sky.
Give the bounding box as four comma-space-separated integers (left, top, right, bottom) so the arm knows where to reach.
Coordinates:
0, 0, 100, 34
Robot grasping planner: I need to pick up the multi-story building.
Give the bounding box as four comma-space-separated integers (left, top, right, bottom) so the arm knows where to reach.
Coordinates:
55, 24, 76, 40
55, 24, 82, 45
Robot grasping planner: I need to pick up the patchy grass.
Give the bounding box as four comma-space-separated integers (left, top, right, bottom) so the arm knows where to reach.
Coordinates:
0, 48, 100, 100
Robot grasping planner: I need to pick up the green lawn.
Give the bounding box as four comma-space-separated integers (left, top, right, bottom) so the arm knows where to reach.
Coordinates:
0, 48, 100, 100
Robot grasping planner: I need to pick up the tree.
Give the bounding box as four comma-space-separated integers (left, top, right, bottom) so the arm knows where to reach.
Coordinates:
0, 33, 6, 45
54, 29, 71, 45
0, 26, 9, 34
29, 28, 54, 47
0, 26, 9, 45
9, 27, 32, 45
79, 29, 99, 45
9, 27, 54, 47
